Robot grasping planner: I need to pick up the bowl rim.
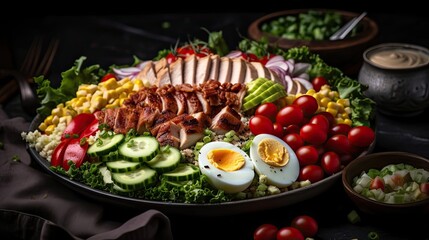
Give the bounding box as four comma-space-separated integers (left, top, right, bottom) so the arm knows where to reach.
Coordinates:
248, 8, 379, 51
342, 151, 429, 208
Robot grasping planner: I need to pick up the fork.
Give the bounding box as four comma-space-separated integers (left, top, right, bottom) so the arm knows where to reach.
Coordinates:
0, 37, 59, 116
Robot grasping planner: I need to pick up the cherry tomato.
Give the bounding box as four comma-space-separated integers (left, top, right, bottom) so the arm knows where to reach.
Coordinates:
247, 53, 259, 62
283, 133, 304, 151
348, 126, 375, 148
296, 145, 319, 166
100, 73, 117, 82
255, 102, 278, 122
62, 138, 89, 170
259, 54, 276, 65
320, 151, 341, 174
309, 115, 330, 133
249, 115, 275, 135
293, 95, 318, 117
299, 165, 324, 183
311, 76, 328, 92
61, 113, 96, 141
284, 124, 300, 135
370, 176, 385, 191
329, 124, 351, 136
276, 227, 304, 240
50, 139, 71, 167
166, 52, 178, 64
290, 215, 318, 238
273, 122, 285, 138
253, 223, 278, 240
316, 112, 335, 127
276, 105, 304, 127
299, 123, 327, 145
324, 134, 350, 155
420, 183, 429, 194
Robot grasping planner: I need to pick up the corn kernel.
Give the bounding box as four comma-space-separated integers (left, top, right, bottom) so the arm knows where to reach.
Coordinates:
337, 99, 350, 107
119, 92, 127, 99
52, 115, 59, 125
326, 108, 338, 117
122, 81, 134, 92
91, 96, 107, 109
320, 85, 331, 90
51, 108, 61, 116
38, 122, 47, 132
335, 118, 344, 124
44, 115, 54, 125
132, 79, 144, 91
119, 98, 127, 106
344, 107, 352, 115
306, 89, 316, 95
99, 78, 118, 90
106, 99, 119, 109
327, 102, 339, 110
59, 116, 72, 124
117, 77, 130, 85
319, 88, 329, 97
285, 95, 296, 105
318, 106, 326, 112
320, 97, 331, 107
44, 125, 56, 135
312, 93, 324, 102
343, 119, 353, 126
341, 112, 350, 119
76, 90, 87, 98
328, 91, 338, 100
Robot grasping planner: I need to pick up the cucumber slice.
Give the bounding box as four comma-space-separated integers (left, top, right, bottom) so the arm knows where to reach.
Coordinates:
118, 136, 160, 162
146, 147, 181, 173
87, 134, 124, 157
162, 163, 200, 181
261, 90, 287, 104
106, 160, 142, 173
101, 150, 120, 162
112, 166, 157, 190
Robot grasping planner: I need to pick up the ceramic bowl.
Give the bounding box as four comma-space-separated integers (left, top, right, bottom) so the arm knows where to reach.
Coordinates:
358, 43, 429, 117
342, 151, 429, 216
248, 9, 379, 76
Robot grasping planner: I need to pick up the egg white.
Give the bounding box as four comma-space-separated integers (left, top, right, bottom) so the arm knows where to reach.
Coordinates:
250, 134, 300, 188
198, 142, 255, 193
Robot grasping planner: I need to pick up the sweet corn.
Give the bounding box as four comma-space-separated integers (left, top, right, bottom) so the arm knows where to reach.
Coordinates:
306, 89, 316, 95
337, 99, 350, 107
99, 78, 118, 90
344, 107, 352, 115
38, 122, 47, 132
343, 119, 352, 126
312, 92, 324, 102
320, 97, 331, 108
284, 95, 296, 105
326, 107, 338, 117
52, 115, 59, 125
44, 125, 56, 135
59, 116, 72, 124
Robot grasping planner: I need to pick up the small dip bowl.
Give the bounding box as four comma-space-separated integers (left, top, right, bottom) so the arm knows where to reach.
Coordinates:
358, 43, 429, 117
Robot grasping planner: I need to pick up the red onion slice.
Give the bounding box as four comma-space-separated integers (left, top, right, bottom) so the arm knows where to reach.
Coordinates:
294, 77, 313, 91
225, 50, 243, 58
293, 63, 311, 76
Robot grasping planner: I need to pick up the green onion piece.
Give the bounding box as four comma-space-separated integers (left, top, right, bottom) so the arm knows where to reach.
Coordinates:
368, 231, 379, 240
367, 169, 380, 178
225, 130, 236, 139
203, 136, 211, 144
143, 132, 151, 136
347, 210, 361, 224
195, 142, 204, 150
204, 128, 213, 136
223, 137, 232, 143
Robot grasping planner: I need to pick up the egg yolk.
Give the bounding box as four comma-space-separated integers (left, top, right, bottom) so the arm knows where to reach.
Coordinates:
207, 148, 245, 172
257, 138, 289, 167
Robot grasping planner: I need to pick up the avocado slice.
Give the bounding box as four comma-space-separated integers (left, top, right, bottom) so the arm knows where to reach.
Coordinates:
242, 83, 285, 111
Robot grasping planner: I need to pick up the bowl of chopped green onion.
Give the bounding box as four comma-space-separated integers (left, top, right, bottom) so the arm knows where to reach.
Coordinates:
342, 151, 429, 215
248, 9, 379, 76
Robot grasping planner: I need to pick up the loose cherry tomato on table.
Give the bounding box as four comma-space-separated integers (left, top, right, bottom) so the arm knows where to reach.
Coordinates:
249, 115, 275, 136
253, 223, 278, 240
290, 215, 318, 238
276, 227, 304, 240
299, 165, 324, 183
100, 73, 117, 82
276, 106, 304, 127
320, 151, 341, 174
311, 76, 328, 92
293, 95, 318, 117
370, 176, 385, 191
255, 102, 278, 122
348, 126, 375, 148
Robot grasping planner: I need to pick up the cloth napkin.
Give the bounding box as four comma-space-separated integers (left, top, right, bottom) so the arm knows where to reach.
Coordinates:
0, 107, 173, 240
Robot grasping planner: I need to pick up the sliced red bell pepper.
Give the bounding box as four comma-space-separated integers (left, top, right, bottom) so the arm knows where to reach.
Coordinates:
62, 138, 89, 170
61, 113, 96, 141
80, 118, 100, 139
50, 138, 71, 167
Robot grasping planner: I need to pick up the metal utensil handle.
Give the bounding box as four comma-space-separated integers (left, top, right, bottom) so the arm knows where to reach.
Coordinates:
329, 12, 367, 40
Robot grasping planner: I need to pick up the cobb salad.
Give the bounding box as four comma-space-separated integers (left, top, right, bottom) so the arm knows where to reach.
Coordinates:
22, 31, 375, 204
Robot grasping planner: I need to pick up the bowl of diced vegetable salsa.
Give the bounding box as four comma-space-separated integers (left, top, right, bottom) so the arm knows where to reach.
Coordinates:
342, 151, 429, 215
248, 9, 379, 75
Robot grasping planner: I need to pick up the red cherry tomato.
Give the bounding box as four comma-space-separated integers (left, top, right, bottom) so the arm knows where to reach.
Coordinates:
348, 126, 375, 148
311, 76, 328, 92
299, 123, 327, 145
290, 215, 318, 238
273, 122, 285, 138
62, 138, 89, 170
296, 145, 319, 166
320, 151, 341, 175
420, 183, 429, 194
276, 227, 304, 240
309, 114, 330, 133
293, 95, 318, 117
329, 124, 351, 136
50, 139, 71, 167
283, 133, 304, 151
247, 53, 259, 62
166, 52, 178, 64
253, 223, 278, 240
316, 112, 335, 127
276, 105, 304, 127
325, 134, 350, 155
100, 73, 117, 82
249, 115, 275, 135
299, 165, 324, 183
61, 113, 96, 141
255, 102, 278, 122
370, 176, 385, 191
284, 124, 300, 135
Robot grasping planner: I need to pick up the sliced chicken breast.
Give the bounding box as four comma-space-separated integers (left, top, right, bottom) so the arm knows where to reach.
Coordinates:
244, 61, 258, 83
169, 57, 183, 86
154, 58, 168, 73
156, 121, 181, 149
208, 55, 220, 81
137, 61, 157, 86
156, 68, 171, 87
210, 106, 244, 135
251, 61, 271, 79
230, 58, 247, 84
195, 55, 212, 85
184, 55, 197, 85
218, 57, 232, 83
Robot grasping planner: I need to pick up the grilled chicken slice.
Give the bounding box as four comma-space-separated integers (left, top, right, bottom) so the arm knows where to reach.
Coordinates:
154, 58, 168, 73
156, 121, 181, 149
210, 106, 244, 135
169, 57, 183, 86
174, 91, 188, 115
103, 108, 117, 128
137, 61, 157, 86
244, 61, 258, 83
113, 108, 131, 134
184, 55, 197, 85
185, 91, 203, 114
191, 112, 211, 128
230, 58, 247, 84
144, 90, 162, 111
136, 106, 160, 134
251, 62, 271, 79
269, 69, 280, 82
208, 55, 220, 81
94, 110, 105, 122
218, 57, 232, 83
177, 115, 204, 149
195, 91, 211, 115
150, 110, 177, 136
157, 87, 178, 114
156, 68, 172, 87
195, 55, 212, 85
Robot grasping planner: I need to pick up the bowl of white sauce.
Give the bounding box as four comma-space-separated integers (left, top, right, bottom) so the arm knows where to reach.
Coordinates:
358, 43, 429, 116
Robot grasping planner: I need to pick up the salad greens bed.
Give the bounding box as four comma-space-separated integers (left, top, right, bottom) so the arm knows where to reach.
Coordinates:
35, 31, 375, 204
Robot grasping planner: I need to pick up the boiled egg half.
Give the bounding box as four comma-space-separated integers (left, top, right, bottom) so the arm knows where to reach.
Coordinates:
250, 134, 300, 188
198, 142, 255, 193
